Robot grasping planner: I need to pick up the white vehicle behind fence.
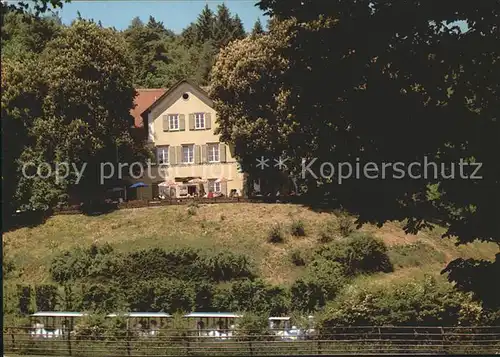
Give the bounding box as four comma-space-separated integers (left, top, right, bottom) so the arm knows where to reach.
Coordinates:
29, 311, 314, 341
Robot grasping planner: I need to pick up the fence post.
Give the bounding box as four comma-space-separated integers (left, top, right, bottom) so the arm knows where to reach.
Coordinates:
126, 320, 131, 357
67, 325, 72, 356
441, 327, 445, 354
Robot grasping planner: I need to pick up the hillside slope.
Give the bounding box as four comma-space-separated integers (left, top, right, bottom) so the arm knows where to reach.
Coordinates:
4, 203, 497, 286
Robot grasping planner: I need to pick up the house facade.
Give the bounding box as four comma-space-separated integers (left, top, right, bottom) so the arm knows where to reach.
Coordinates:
133, 80, 244, 200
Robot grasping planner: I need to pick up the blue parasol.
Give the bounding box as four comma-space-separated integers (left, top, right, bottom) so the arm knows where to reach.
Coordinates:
129, 182, 148, 188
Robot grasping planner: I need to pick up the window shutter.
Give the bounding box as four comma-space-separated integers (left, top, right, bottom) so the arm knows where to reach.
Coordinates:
169, 146, 175, 165
202, 145, 208, 163
221, 181, 228, 195
195, 145, 201, 164
189, 114, 195, 130
179, 114, 186, 131
177, 146, 183, 164
205, 113, 212, 130
162, 115, 169, 132
219, 143, 226, 162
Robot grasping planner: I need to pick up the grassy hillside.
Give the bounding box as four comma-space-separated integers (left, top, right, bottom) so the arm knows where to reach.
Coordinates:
4, 203, 498, 287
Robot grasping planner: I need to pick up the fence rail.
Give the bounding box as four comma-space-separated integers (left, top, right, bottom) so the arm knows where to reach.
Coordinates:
4, 326, 500, 356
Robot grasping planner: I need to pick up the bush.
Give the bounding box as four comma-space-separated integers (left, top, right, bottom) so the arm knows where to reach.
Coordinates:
268, 223, 285, 243
290, 259, 348, 313
151, 279, 195, 313
188, 201, 199, 208
290, 220, 306, 237
17, 285, 32, 315
80, 282, 126, 313
35, 284, 58, 311
337, 213, 354, 237
204, 251, 255, 281
193, 281, 215, 311
50, 243, 121, 284
317, 275, 490, 329
314, 233, 393, 276
212, 286, 234, 312
119, 247, 206, 282
231, 279, 290, 315
234, 313, 273, 341
187, 206, 197, 216
290, 249, 307, 266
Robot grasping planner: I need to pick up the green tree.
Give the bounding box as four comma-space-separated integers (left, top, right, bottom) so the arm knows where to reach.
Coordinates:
1, 57, 46, 217
209, 20, 294, 193
195, 4, 215, 44
146, 15, 174, 38
1, 10, 61, 58
251, 18, 264, 37
180, 22, 197, 47
213, 3, 235, 48
213, 0, 499, 297
123, 16, 170, 87
16, 19, 144, 210
1, 0, 68, 16
231, 14, 246, 39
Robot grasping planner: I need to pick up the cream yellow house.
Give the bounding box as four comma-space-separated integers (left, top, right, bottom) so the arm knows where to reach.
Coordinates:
135, 79, 244, 199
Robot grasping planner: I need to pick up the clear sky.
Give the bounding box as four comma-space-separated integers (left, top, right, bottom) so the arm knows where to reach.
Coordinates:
52, 0, 268, 33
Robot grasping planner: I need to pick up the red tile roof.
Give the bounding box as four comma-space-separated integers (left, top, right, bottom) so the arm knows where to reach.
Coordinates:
131, 88, 166, 128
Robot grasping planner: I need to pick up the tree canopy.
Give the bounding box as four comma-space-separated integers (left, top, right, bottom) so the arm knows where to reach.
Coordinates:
209, 0, 500, 305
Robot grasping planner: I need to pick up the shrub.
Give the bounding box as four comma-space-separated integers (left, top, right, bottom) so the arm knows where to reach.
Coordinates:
50, 243, 121, 284
290, 249, 307, 266
290, 219, 306, 237
317, 275, 489, 330
80, 282, 126, 313
35, 284, 58, 311
268, 223, 285, 243
212, 286, 234, 311
193, 281, 215, 311
204, 251, 255, 281
319, 225, 336, 243
314, 233, 393, 276
151, 279, 195, 313
119, 247, 206, 282
234, 313, 273, 341
291, 260, 347, 313
73, 314, 107, 340
17, 285, 32, 315
188, 201, 200, 208
337, 213, 354, 237
187, 206, 197, 216
231, 279, 290, 315
220, 214, 226, 221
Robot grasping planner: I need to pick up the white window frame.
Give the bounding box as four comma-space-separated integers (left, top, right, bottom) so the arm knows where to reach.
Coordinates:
207, 143, 220, 163
182, 144, 194, 164
169, 114, 179, 131
194, 113, 205, 130
208, 179, 221, 193
157, 146, 169, 165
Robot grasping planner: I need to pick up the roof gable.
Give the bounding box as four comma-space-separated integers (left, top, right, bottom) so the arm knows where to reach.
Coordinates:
141, 79, 213, 119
